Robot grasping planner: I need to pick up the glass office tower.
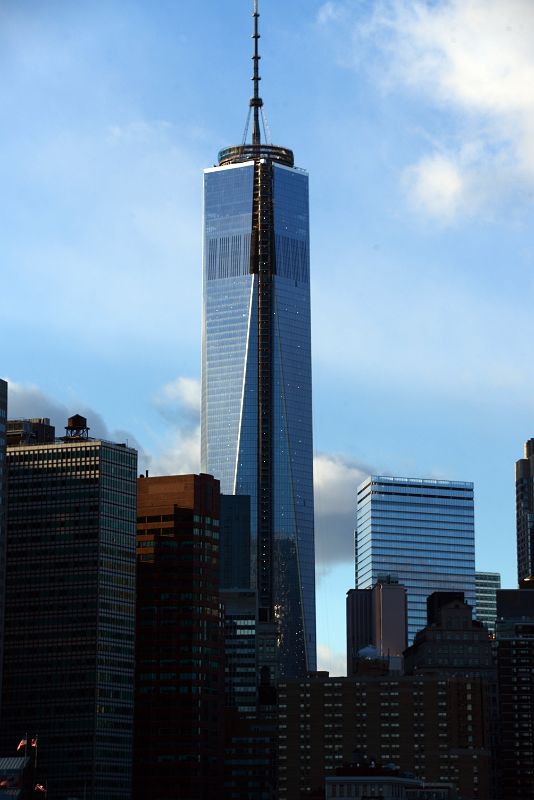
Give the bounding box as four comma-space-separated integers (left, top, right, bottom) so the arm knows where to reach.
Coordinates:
1, 416, 137, 800
355, 475, 476, 643
475, 570, 501, 635
200, 6, 315, 678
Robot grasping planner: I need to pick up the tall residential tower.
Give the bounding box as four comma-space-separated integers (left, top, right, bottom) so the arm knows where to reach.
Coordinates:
200, 1, 316, 678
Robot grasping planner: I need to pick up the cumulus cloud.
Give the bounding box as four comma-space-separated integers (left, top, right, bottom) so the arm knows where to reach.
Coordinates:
152, 376, 200, 424
317, 642, 346, 676
149, 427, 201, 476
149, 375, 201, 476
7, 381, 151, 471
314, 452, 374, 568
325, 0, 534, 220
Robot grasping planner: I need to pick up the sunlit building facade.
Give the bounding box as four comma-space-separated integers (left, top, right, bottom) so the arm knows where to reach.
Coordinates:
355, 476, 476, 643
201, 151, 315, 678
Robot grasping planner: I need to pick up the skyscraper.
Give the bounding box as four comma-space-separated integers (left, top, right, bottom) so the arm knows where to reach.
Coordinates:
355, 475, 476, 643
1, 415, 137, 800
515, 439, 534, 582
200, 1, 316, 678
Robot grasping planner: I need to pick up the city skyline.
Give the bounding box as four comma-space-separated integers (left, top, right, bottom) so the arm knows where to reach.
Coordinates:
2, 0, 534, 673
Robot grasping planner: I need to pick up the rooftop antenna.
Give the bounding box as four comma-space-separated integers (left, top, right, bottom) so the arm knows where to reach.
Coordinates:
250, 0, 263, 146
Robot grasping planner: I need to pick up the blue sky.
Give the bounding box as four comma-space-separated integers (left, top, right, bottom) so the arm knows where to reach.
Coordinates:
3, 0, 534, 674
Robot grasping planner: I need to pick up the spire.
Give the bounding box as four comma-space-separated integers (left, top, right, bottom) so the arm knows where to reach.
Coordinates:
250, 0, 263, 146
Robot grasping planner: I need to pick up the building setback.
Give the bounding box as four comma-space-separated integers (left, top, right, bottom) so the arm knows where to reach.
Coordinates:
0, 415, 137, 800
355, 476, 476, 643
200, 1, 316, 679
134, 474, 224, 800
277, 670, 491, 800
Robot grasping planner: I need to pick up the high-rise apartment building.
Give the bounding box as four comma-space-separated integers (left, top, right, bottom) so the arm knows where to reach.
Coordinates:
200, 3, 315, 678
475, 571, 501, 635
277, 670, 492, 800
134, 473, 224, 800
515, 440, 534, 582
495, 588, 534, 800
355, 476, 476, 643
1, 415, 137, 800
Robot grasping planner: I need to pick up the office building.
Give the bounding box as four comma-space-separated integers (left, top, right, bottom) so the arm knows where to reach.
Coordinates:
475, 571, 500, 635
495, 587, 534, 800
1, 415, 137, 800
200, 2, 316, 678
516, 440, 534, 582
277, 670, 491, 800
355, 476, 476, 643
134, 473, 224, 800
346, 575, 407, 676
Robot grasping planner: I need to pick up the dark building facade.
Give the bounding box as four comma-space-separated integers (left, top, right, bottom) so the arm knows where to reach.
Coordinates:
0, 379, 6, 716
277, 670, 491, 800
347, 576, 407, 675
404, 593, 494, 678
495, 588, 534, 800
134, 473, 224, 800
1, 416, 137, 800
200, 2, 316, 679
220, 494, 252, 590
515, 439, 534, 582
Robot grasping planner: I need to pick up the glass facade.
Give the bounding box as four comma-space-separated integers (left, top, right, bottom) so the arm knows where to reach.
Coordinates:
201, 159, 316, 677
475, 571, 501, 635
355, 475, 476, 644
1, 436, 137, 800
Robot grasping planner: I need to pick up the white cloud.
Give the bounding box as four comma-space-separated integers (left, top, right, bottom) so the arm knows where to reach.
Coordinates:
336, 0, 534, 219
149, 426, 201, 476
317, 642, 346, 676
154, 376, 200, 413
314, 453, 373, 566
149, 375, 201, 475
405, 153, 465, 220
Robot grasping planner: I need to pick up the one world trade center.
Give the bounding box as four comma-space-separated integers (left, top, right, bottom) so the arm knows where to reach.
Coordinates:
201, 1, 316, 678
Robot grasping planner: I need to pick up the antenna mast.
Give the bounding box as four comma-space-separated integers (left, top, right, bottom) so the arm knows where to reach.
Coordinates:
250, 0, 263, 146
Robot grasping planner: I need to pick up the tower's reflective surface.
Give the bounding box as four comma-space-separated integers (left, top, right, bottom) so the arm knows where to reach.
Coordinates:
201, 154, 316, 677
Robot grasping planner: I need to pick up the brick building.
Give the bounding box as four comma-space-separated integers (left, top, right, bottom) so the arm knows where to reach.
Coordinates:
134, 474, 224, 800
